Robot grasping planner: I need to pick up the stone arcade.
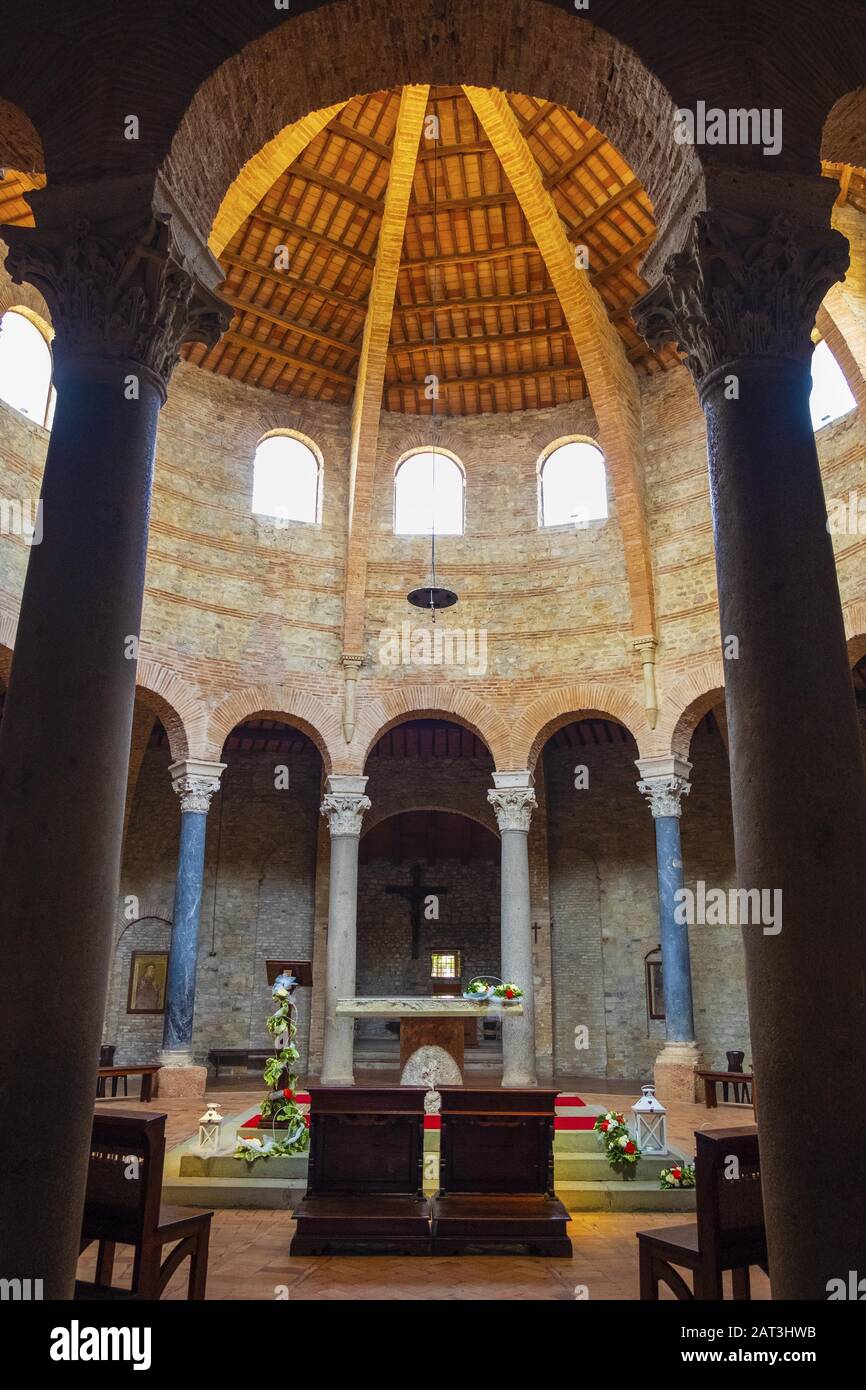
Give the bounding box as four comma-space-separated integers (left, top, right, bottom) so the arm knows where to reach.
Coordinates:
0, 0, 865, 1306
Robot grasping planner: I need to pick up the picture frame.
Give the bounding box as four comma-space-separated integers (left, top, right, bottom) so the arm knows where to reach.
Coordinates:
645, 946, 665, 1022
127, 950, 168, 1014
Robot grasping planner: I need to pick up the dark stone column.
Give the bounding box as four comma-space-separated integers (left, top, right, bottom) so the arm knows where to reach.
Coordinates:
635, 196, 866, 1298
636, 756, 697, 1103
159, 760, 225, 1096
0, 204, 228, 1298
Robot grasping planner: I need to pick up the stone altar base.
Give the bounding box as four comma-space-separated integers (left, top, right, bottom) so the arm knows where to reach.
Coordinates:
155, 1063, 208, 1098
653, 1041, 701, 1105
400, 1019, 464, 1083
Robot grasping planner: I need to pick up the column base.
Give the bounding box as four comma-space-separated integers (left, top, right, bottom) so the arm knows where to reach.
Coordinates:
653, 1041, 700, 1105
156, 1063, 208, 1098
501, 1074, 538, 1088
319, 1072, 355, 1087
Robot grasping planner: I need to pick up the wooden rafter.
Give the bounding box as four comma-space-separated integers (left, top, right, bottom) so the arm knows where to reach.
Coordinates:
342, 85, 430, 657
462, 85, 656, 640
209, 104, 344, 257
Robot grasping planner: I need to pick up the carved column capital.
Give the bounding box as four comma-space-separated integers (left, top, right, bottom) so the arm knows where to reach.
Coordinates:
169, 759, 226, 815
636, 756, 693, 819
320, 774, 370, 837
488, 772, 536, 833
633, 207, 849, 389
3, 198, 229, 398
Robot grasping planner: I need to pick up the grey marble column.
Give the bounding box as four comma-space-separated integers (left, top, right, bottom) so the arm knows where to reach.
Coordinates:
636, 756, 697, 1103
488, 771, 537, 1087
160, 761, 225, 1083
319, 775, 370, 1085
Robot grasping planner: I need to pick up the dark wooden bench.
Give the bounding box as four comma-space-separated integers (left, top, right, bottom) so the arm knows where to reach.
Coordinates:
637, 1127, 767, 1299
290, 1087, 430, 1255
76, 1110, 213, 1300
208, 1048, 274, 1080
697, 1068, 756, 1113
431, 1088, 572, 1256
96, 1064, 160, 1102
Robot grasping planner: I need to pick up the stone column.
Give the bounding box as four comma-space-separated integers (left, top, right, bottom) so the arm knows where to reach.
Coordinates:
488, 771, 537, 1087
158, 760, 226, 1096
634, 189, 866, 1298
636, 756, 697, 1103
0, 189, 228, 1298
319, 775, 370, 1084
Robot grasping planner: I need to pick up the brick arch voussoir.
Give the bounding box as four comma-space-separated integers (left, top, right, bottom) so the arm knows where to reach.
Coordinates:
516, 683, 648, 771
134, 659, 206, 762
660, 661, 727, 761
159, 0, 696, 260
844, 600, 866, 668
361, 803, 498, 839
205, 684, 339, 772
356, 685, 510, 771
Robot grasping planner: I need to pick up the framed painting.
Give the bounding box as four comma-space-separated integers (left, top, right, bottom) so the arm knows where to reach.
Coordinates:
127, 950, 168, 1014
645, 946, 665, 1022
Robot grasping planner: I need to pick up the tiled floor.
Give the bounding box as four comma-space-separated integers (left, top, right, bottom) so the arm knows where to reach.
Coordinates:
87, 1082, 768, 1301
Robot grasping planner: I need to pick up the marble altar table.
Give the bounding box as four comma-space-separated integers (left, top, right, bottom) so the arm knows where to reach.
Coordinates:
335, 996, 523, 1084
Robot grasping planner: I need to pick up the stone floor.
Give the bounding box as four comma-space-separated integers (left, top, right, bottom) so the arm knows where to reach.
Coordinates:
87, 1079, 769, 1300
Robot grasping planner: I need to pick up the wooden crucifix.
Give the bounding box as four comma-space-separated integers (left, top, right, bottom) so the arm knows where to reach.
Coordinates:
385, 862, 448, 960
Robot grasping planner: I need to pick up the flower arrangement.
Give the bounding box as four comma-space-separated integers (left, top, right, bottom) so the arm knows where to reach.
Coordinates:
234, 972, 311, 1166
659, 1163, 696, 1189
593, 1108, 641, 1178
492, 982, 523, 1001
464, 978, 493, 998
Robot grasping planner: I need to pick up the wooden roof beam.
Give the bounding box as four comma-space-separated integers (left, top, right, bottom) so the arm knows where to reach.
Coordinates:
209, 104, 345, 257
342, 84, 430, 659
462, 85, 656, 644
221, 252, 369, 311
222, 330, 356, 387
227, 295, 362, 356
250, 208, 376, 267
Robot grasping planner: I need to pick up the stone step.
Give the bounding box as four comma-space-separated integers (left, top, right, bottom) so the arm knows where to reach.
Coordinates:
163, 1176, 307, 1210
180, 1152, 309, 1180
556, 1181, 696, 1213
552, 1129, 601, 1153
554, 1151, 680, 1183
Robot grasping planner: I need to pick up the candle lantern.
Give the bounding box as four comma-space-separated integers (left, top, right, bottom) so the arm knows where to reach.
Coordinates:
631, 1085, 667, 1154
197, 1102, 224, 1153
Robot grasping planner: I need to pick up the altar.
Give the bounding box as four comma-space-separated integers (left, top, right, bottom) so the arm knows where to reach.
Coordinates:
335, 996, 523, 1084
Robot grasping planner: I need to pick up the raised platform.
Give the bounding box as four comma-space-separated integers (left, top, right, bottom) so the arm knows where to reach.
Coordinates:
161, 1092, 696, 1215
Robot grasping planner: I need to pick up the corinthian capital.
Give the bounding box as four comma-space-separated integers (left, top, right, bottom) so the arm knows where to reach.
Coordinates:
3, 194, 229, 396
632, 208, 849, 387
320, 774, 370, 837
169, 759, 226, 814
636, 756, 692, 819
488, 772, 536, 833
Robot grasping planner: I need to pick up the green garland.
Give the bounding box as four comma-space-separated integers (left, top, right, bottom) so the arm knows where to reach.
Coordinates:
234, 976, 311, 1165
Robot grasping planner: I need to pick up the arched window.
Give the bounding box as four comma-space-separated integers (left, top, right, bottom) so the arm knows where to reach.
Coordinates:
0, 309, 54, 426
251, 431, 321, 524
810, 339, 856, 431
539, 439, 608, 527
394, 449, 464, 536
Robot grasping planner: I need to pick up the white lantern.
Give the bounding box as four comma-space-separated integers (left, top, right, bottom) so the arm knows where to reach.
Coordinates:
631, 1084, 667, 1154
197, 1102, 224, 1153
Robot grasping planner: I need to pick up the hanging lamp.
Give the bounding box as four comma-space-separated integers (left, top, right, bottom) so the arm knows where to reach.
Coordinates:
407, 94, 458, 617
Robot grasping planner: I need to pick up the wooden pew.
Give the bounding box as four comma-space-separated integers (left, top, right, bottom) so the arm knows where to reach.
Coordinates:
96, 1064, 160, 1101
431, 1088, 572, 1256
637, 1127, 767, 1299
290, 1087, 430, 1255
76, 1110, 213, 1300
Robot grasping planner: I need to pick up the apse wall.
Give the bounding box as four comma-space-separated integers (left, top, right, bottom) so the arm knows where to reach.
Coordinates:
3, 347, 866, 730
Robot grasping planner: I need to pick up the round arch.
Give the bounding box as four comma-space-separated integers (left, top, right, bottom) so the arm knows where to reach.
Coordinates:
659, 660, 727, 761
205, 684, 340, 771
134, 657, 207, 762
361, 803, 498, 840
160, 0, 697, 262
513, 683, 647, 771
356, 686, 509, 770
252, 427, 324, 525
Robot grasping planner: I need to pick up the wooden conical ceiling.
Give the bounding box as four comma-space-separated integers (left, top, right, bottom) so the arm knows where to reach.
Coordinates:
185, 85, 679, 415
